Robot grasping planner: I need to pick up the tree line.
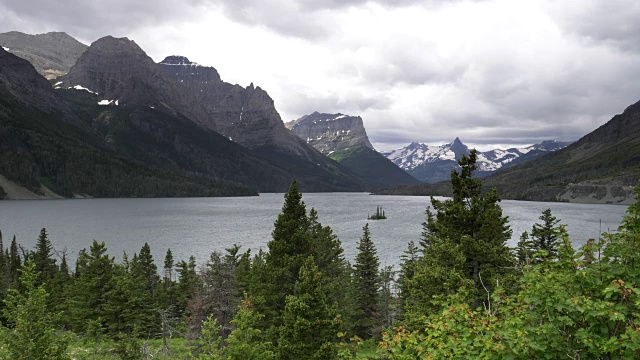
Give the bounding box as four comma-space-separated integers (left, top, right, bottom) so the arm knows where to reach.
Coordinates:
1, 149, 639, 359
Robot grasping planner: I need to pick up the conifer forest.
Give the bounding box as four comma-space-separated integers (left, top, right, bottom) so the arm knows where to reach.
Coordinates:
1, 151, 639, 359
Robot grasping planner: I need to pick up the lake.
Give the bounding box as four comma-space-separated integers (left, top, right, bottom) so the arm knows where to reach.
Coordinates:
0, 193, 630, 270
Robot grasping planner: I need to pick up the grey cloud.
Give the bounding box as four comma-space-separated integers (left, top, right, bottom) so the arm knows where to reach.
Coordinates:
545, 0, 640, 53
0, 0, 205, 42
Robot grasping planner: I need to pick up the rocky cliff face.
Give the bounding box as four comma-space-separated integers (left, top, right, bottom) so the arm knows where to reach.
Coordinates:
0, 31, 87, 79
48, 36, 368, 191
157, 55, 313, 157
57, 37, 213, 131
286, 112, 374, 154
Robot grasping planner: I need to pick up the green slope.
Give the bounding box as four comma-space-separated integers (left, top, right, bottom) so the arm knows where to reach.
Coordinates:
329, 145, 421, 188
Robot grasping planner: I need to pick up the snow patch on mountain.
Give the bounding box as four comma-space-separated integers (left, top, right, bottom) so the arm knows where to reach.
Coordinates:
384, 139, 569, 172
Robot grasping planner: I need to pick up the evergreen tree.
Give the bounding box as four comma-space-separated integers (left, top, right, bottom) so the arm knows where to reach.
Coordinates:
69, 241, 114, 333
403, 236, 473, 323
530, 208, 562, 262
9, 235, 21, 286
352, 224, 380, 338
33, 228, 58, 284
308, 208, 353, 332
176, 256, 199, 315
134, 242, 159, 299
278, 257, 339, 360
397, 241, 419, 318
423, 150, 514, 304
226, 297, 276, 360
515, 231, 533, 266
252, 179, 312, 336
1, 259, 70, 359
192, 314, 223, 360
164, 249, 174, 282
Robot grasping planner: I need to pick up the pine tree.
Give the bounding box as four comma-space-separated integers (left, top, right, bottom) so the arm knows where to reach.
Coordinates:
226, 297, 275, 360
397, 241, 419, 318
352, 224, 380, 338
33, 228, 58, 284
530, 208, 562, 262
423, 150, 514, 305
253, 179, 312, 336
308, 208, 353, 332
403, 236, 473, 323
278, 257, 339, 360
69, 241, 114, 333
515, 231, 533, 265
192, 314, 223, 360
9, 235, 21, 286
164, 249, 174, 282
176, 256, 199, 315
1, 259, 70, 359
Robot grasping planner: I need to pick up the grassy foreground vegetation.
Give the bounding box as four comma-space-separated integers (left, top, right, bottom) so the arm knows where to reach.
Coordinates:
0, 150, 639, 359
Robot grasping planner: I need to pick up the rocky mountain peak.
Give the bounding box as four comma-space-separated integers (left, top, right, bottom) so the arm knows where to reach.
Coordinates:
0, 31, 87, 79
288, 112, 374, 154
160, 55, 196, 66
158, 54, 221, 84
89, 36, 147, 55
449, 137, 469, 157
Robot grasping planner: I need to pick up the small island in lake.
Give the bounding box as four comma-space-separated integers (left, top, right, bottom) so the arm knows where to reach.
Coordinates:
368, 206, 387, 220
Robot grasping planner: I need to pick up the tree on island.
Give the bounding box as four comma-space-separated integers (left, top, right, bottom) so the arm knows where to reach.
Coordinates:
368, 206, 387, 220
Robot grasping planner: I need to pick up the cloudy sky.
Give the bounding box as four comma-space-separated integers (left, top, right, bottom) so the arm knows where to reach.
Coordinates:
2, 0, 640, 151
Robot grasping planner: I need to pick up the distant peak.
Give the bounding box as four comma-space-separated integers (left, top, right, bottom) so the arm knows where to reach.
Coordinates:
452, 137, 463, 145
159, 55, 198, 66
91, 36, 144, 54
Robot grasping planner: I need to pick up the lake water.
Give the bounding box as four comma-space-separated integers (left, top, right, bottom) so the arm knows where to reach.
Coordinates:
0, 193, 630, 270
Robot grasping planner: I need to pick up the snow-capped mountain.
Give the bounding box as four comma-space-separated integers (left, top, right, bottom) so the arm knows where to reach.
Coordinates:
383, 138, 571, 183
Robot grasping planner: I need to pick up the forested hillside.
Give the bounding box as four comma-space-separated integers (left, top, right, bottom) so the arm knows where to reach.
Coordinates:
1, 154, 639, 359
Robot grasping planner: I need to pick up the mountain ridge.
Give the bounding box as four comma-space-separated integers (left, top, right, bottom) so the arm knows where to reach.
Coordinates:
384, 138, 571, 183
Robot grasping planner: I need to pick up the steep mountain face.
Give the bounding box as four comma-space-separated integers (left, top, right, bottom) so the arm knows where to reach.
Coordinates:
0, 31, 87, 79
384, 138, 570, 183
285, 112, 374, 154
481, 100, 640, 203
1, 35, 370, 195
56, 37, 211, 130
0, 46, 305, 198
287, 112, 420, 187
157, 55, 321, 158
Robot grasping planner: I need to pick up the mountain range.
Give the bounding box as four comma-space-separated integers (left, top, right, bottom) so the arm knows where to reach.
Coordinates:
0, 32, 375, 199
286, 112, 420, 187
379, 99, 640, 203
384, 138, 571, 183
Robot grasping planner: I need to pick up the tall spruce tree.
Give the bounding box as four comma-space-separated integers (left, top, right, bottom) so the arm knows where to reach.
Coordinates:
278, 257, 339, 360
352, 224, 380, 338
253, 179, 312, 337
33, 228, 58, 284
423, 150, 514, 305
69, 241, 114, 333
530, 208, 562, 262
9, 236, 21, 286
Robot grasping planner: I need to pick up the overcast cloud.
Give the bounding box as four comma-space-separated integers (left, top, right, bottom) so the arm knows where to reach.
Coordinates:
1, 0, 639, 151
